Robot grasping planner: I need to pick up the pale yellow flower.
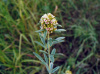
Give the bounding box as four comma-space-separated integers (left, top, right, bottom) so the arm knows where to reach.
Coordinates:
65, 70, 72, 74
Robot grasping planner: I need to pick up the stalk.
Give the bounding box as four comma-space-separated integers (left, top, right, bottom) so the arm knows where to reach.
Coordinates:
48, 33, 51, 74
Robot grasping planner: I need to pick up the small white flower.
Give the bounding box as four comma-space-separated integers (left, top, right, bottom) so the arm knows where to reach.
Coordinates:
51, 18, 57, 25
44, 19, 47, 22
51, 19, 56, 22
45, 22, 49, 24
50, 28, 53, 30
48, 13, 55, 18
42, 14, 48, 19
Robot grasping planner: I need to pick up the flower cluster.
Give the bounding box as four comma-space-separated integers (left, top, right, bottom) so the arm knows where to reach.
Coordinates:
40, 13, 58, 33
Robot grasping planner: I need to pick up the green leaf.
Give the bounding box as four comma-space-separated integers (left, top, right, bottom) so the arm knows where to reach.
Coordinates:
49, 38, 52, 46
45, 64, 50, 73
0, 64, 14, 68
47, 38, 53, 48
66, 66, 71, 70
33, 52, 45, 64
22, 34, 29, 42
34, 41, 45, 48
43, 30, 47, 39
55, 29, 66, 32
39, 33, 45, 45
52, 37, 65, 45
21, 59, 40, 63
51, 48, 56, 55
39, 50, 48, 54
56, 37, 65, 41
50, 55, 54, 62
35, 29, 43, 33
13, 49, 17, 60
52, 39, 64, 45
0, 50, 12, 63
50, 62, 53, 70
43, 53, 48, 64
57, 24, 62, 27
76, 68, 81, 74
51, 66, 60, 73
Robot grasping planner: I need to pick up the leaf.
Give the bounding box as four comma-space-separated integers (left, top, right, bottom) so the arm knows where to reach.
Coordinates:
52, 40, 64, 45
47, 38, 52, 48
56, 37, 65, 41
39, 33, 45, 45
35, 29, 43, 33
57, 24, 62, 27
22, 34, 29, 42
50, 55, 54, 62
51, 48, 56, 55
21, 59, 40, 63
43, 53, 48, 64
39, 50, 48, 54
49, 38, 52, 46
55, 29, 66, 32
0, 64, 15, 68
52, 37, 65, 45
45, 64, 50, 73
34, 41, 45, 48
43, 30, 47, 39
76, 68, 81, 74
51, 66, 60, 73
13, 49, 17, 60
33, 52, 45, 64
66, 66, 71, 70
0, 50, 12, 63
50, 62, 53, 70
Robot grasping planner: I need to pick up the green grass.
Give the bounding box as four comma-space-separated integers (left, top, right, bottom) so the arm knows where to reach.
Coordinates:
0, 0, 100, 74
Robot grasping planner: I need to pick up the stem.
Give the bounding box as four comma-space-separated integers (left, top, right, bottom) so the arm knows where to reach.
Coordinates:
48, 33, 51, 74
19, 34, 22, 56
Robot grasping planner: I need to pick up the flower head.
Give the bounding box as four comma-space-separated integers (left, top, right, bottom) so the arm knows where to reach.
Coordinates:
65, 70, 72, 74
40, 13, 58, 33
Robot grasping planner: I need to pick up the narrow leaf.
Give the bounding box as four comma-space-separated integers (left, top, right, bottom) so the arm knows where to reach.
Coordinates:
50, 62, 53, 70
0, 50, 12, 63
34, 41, 45, 48
43, 53, 48, 64
22, 34, 29, 42
57, 24, 62, 27
52, 39, 64, 45
39, 50, 48, 54
49, 38, 52, 46
55, 29, 66, 32
21, 59, 40, 63
51, 48, 56, 55
35, 29, 43, 33
51, 66, 60, 73
39, 33, 45, 45
33, 52, 45, 64
56, 37, 65, 41
44, 30, 47, 39
45, 64, 50, 73
13, 49, 17, 60
50, 55, 54, 62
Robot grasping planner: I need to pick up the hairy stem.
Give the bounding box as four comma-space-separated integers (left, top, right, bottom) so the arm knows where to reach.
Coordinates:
48, 33, 51, 74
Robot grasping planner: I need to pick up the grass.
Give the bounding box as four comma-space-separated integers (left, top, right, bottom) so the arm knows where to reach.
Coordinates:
0, 0, 100, 74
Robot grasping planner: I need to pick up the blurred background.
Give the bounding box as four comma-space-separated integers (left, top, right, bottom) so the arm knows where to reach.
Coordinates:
0, 0, 100, 74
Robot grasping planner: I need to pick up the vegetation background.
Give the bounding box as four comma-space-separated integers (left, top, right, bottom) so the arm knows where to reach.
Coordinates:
0, 0, 100, 74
